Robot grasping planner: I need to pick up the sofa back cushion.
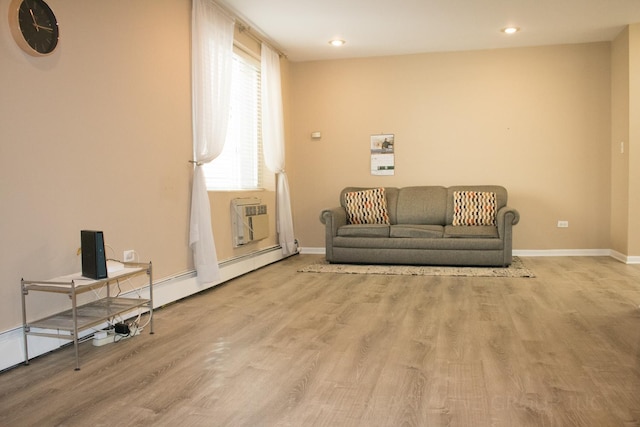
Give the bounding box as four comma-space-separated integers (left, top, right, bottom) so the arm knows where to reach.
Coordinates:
396, 186, 447, 225
446, 186, 508, 225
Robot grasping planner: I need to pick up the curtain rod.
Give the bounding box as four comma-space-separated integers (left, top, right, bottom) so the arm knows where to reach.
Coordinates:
210, 1, 235, 22
210, 1, 287, 58
236, 22, 287, 59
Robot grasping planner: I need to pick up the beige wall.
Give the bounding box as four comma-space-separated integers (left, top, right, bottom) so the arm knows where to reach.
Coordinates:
288, 43, 613, 251
610, 23, 640, 257
0, 0, 280, 333
611, 29, 630, 254
0, 0, 193, 329
629, 24, 640, 255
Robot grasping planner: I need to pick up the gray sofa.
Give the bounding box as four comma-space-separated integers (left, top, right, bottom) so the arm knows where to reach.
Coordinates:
320, 185, 520, 267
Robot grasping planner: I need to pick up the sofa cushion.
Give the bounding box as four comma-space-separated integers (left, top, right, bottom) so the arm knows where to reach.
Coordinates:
444, 225, 498, 238
390, 224, 443, 238
452, 191, 497, 226
396, 186, 447, 225
344, 188, 390, 225
338, 224, 390, 238
333, 236, 503, 250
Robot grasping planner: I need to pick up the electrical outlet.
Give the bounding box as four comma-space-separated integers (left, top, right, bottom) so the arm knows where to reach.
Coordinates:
123, 250, 135, 262
557, 220, 569, 228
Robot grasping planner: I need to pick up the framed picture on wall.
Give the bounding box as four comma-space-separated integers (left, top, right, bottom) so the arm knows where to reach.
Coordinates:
371, 134, 394, 175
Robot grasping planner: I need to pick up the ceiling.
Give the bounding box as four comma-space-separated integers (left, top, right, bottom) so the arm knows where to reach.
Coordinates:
217, 0, 640, 62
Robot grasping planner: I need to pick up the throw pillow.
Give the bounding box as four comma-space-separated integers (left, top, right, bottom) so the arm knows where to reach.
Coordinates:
344, 188, 390, 225
452, 191, 497, 226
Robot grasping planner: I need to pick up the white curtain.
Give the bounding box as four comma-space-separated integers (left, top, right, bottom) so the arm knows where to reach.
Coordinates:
189, 0, 234, 283
261, 43, 297, 255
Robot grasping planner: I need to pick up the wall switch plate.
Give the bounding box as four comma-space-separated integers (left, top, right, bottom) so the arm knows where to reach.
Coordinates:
123, 250, 135, 262
557, 220, 569, 228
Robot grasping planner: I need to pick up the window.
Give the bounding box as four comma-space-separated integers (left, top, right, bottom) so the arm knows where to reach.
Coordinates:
203, 47, 272, 190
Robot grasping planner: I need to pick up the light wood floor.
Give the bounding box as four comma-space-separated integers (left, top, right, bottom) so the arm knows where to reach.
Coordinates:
1, 255, 640, 426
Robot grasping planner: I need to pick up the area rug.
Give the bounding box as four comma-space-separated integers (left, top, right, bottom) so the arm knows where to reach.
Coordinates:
298, 257, 535, 278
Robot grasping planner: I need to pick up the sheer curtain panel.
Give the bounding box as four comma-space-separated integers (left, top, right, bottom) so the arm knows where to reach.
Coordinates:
261, 43, 297, 255
190, 0, 234, 283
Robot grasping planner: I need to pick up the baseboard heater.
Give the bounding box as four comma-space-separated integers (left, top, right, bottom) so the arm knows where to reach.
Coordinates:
231, 198, 270, 247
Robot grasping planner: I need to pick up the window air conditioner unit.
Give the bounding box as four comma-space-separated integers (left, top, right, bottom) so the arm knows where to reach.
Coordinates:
231, 198, 269, 247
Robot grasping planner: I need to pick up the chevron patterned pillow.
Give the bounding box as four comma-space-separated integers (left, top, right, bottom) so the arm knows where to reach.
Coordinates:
344, 188, 390, 225
452, 191, 497, 226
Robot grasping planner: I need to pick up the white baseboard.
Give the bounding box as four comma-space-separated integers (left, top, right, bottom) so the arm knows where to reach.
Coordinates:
609, 250, 640, 264
512, 249, 611, 257
299, 247, 325, 255
0, 246, 292, 373
301, 247, 640, 264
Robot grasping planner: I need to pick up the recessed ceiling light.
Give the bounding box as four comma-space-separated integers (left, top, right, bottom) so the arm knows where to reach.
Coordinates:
501, 27, 520, 34
329, 39, 346, 47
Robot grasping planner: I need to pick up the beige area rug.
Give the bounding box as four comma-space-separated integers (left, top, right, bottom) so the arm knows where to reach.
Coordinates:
298, 257, 535, 278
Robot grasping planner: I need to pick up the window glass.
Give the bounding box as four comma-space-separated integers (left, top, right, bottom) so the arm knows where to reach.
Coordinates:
203, 48, 271, 190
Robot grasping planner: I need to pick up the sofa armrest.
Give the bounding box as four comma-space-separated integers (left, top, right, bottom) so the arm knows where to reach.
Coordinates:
496, 206, 519, 266
320, 207, 347, 236
496, 205, 520, 238
320, 207, 347, 262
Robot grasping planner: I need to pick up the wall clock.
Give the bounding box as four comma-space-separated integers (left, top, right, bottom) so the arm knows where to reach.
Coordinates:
8, 0, 59, 56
